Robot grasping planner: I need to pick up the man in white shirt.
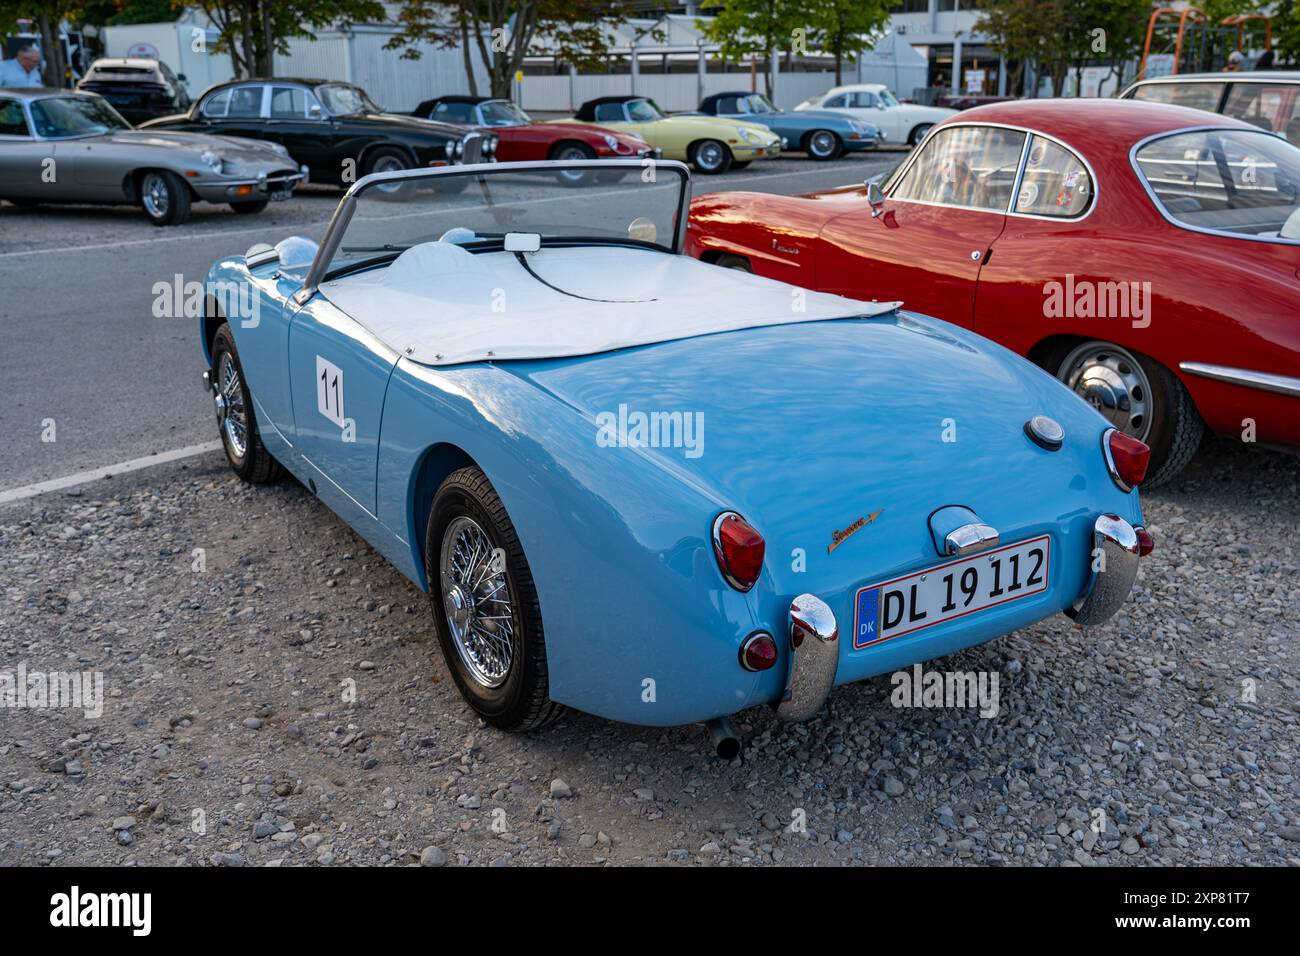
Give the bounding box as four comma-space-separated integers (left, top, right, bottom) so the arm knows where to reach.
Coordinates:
0, 43, 44, 88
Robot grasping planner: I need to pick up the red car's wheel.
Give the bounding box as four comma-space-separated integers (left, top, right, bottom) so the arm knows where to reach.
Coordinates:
549, 141, 596, 186
1051, 340, 1203, 487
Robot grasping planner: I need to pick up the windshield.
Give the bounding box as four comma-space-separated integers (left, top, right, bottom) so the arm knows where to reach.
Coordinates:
626, 99, 664, 122
317, 84, 380, 115
1134, 128, 1300, 241
736, 94, 776, 114
30, 95, 132, 137
323, 163, 688, 280
878, 89, 900, 108
480, 100, 530, 126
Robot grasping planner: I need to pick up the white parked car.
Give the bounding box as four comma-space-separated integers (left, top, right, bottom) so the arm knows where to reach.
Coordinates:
795, 84, 957, 146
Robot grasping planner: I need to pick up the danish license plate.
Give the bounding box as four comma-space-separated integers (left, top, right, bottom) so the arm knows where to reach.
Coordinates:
853, 535, 1050, 648
268, 189, 290, 202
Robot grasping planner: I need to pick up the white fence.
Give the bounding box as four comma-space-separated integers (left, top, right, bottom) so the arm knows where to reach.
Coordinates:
102, 19, 929, 116
518, 63, 929, 114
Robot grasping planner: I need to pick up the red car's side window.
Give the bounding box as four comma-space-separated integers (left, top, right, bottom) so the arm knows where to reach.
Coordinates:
1015, 135, 1093, 218
892, 125, 1025, 212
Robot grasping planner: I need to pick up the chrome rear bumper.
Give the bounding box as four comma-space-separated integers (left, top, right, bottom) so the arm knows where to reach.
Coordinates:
1066, 514, 1140, 626
775, 594, 839, 721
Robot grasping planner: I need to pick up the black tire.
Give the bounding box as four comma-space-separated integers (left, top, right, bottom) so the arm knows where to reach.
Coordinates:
229, 199, 269, 215
138, 169, 191, 226
804, 129, 843, 160
908, 123, 934, 147
210, 322, 282, 484
1045, 340, 1203, 488
713, 253, 752, 273
689, 139, 733, 175
425, 467, 562, 732
730, 161, 751, 170
362, 145, 411, 177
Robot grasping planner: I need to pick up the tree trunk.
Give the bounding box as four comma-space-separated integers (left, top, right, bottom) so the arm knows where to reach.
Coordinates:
240, 1, 256, 79
37, 12, 67, 88
834, 39, 843, 86
261, 0, 275, 77
460, 18, 478, 97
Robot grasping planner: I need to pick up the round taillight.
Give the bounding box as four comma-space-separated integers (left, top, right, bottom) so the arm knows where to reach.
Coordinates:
712, 511, 765, 591
739, 632, 778, 671
1105, 429, 1150, 491
1136, 527, 1155, 556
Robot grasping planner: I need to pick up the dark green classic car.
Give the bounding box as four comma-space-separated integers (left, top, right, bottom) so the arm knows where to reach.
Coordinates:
140, 78, 495, 186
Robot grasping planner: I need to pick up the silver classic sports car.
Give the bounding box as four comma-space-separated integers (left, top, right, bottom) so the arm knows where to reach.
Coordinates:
0, 87, 304, 225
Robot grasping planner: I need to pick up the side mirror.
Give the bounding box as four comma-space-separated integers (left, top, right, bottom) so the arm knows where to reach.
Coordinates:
308, 104, 323, 119
177, 73, 188, 83
867, 181, 886, 218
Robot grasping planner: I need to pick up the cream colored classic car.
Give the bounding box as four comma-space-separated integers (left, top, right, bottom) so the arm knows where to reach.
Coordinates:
552, 96, 782, 173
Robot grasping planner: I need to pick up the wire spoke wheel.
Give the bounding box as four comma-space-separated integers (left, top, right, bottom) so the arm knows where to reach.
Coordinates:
140, 172, 170, 218
439, 516, 515, 689
217, 350, 248, 459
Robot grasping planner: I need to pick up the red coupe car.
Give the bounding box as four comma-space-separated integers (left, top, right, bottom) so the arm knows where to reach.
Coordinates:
687, 99, 1300, 485
412, 95, 655, 163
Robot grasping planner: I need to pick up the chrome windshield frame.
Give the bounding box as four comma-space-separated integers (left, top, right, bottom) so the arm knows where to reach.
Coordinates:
295, 159, 693, 305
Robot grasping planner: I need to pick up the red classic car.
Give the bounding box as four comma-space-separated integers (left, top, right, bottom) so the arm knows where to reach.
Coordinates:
412, 95, 655, 163
687, 99, 1300, 484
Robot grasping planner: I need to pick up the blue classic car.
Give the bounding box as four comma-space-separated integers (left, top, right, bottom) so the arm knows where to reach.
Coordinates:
200, 160, 1152, 755
691, 90, 883, 158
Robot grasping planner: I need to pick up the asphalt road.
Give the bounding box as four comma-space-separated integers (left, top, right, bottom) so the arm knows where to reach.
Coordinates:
0, 152, 899, 491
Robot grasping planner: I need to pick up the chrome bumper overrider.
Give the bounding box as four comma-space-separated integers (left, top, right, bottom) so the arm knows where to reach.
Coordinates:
775, 594, 839, 721
1066, 514, 1141, 626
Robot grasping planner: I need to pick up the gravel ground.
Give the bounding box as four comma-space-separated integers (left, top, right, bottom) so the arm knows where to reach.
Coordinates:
1, 437, 1296, 867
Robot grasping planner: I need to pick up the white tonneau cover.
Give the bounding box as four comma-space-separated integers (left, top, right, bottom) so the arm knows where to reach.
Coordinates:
320, 242, 900, 366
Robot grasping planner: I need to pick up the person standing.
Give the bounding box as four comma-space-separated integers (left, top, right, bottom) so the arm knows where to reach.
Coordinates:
0, 42, 43, 88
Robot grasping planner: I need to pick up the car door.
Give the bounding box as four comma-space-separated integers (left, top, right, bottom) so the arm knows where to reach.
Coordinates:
0, 96, 49, 198
853, 91, 901, 140
816, 123, 1025, 328
198, 83, 269, 142
969, 132, 1105, 358
287, 294, 399, 520
264, 85, 334, 180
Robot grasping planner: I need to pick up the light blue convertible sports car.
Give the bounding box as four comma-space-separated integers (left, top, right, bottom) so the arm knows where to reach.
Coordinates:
200, 160, 1153, 756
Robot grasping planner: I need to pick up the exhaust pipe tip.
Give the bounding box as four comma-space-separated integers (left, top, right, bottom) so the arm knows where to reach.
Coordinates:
706, 717, 741, 761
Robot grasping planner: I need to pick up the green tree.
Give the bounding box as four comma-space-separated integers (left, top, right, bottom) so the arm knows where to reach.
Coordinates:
700, 0, 810, 97
805, 0, 891, 86
974, 0, 1069, 96
192, 1, 383, 78
1277, 0, 1300, 65
389, 1, 640, 99
81, 1, 181, 26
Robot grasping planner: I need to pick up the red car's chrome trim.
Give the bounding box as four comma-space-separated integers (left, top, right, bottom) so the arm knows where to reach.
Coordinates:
1180, 362, 1300, 398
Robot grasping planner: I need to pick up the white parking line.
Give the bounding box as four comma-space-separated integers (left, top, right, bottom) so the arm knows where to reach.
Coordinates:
0, 441, 223, 506
0, 222, 334, 259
